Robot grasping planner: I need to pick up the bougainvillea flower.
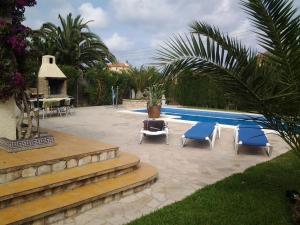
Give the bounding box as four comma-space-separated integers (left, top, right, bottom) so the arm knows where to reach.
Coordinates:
6, 35, 27, 55
11, 72, 25, 88
15, 0, 37, 7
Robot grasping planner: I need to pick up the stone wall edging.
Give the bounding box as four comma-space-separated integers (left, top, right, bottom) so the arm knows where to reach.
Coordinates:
122, 99, 147, 109
0, 149, 118, 184
28, 177, 157, 225
0, 165, 138, 209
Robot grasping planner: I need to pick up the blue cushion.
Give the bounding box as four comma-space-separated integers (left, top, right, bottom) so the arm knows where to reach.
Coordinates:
238, 125, 268, 146
184, 122, 216, 140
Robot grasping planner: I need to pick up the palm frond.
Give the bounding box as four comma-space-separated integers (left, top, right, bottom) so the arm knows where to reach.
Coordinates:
35, 13, 116, 68
241, 0, 300, 78
156, 0, 300, 151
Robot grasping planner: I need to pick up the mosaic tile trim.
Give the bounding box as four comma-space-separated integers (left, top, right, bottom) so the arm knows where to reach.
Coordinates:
0, 135, 55, 153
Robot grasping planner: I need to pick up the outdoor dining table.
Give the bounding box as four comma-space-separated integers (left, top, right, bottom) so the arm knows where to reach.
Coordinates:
29, 97, 71, 103
29, 97, 73, 118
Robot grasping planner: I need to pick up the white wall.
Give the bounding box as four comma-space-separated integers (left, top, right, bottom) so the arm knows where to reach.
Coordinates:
0, 98, 17, 140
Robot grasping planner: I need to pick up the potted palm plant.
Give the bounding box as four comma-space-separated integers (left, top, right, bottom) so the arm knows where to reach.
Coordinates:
146, 84, 165, 118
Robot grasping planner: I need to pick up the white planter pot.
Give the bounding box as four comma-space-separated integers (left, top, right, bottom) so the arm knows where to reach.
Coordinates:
0, 97, 17, 140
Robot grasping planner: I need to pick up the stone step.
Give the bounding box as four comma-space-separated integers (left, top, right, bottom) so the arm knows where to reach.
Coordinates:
0, 130, 119, 184
0, 152, 140, 209
0, 163, 157, 225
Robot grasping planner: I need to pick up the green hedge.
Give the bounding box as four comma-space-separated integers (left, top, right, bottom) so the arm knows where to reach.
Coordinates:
60, 65, 80, 99
173, 72, 230, 109
84, 68, 134, 105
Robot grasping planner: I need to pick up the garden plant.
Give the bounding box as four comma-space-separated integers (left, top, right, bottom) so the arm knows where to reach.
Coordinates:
157, 0, 300, 152
0, 0, 36, 139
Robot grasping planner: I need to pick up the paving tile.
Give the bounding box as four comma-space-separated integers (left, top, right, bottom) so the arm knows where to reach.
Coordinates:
147, 198, 161, 208
38, 106, 290, 225
106, 215, 128, 225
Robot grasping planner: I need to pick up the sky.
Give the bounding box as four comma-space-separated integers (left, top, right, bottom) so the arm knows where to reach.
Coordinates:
24, 0, 300, 67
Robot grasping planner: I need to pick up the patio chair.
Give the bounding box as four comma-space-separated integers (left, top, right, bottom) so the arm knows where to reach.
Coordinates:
234, 125, 272, 156
57, 99, 70, 116
181, 122, 220, 149
69, 97, 75, 114
64, 98, 71, 116
42, 101, 51, 119
139, 120, 169, 144
51, 100, 62, 117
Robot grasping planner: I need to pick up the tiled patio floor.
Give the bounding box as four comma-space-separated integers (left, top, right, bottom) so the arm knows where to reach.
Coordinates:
40, 106, 289, 225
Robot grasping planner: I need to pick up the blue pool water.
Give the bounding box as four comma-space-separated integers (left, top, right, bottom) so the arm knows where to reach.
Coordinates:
134, 107, 265, 126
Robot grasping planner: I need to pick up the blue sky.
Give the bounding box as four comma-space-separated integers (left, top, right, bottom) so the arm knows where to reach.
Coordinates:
24, 0, 300, 67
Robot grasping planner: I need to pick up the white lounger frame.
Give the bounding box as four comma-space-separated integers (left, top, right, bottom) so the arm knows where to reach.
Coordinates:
234, 126, 272, 157
181, 123, 221, 149
139, 127, 169, 144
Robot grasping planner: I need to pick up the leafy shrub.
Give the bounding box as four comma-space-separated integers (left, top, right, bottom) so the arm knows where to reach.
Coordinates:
130, 66, 162, 98
84, 67, 134, 105
174, 72, 230, 109
60, 65, 80, 98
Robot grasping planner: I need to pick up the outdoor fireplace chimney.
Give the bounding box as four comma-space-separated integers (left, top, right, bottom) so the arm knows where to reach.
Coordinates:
38, 55, 67, 98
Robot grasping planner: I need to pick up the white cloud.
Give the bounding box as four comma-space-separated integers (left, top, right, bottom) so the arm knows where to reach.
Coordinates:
24, 2, 76, 28
79, 3, 107, 28
105, 33, 134, 51
230, 20, 258, 48
111, 0, 175, 24
26, 0, 289, 66
150, 39, 165, 48
50, 3, 76, 19
230, 20, 252, 37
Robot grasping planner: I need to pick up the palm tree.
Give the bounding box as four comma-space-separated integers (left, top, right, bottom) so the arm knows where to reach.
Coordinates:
157, 0, 300, 152
38, 13, 115, 69
130, 66, 162, 98
32, 13, 116, 105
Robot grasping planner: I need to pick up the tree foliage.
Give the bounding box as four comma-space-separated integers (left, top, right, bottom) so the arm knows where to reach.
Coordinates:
174, 72, 230, 108
157, 0, 300, 151
0, 0, 36, 139
0, 0, 36, 101
129, 66, 162, 98
83, 67, 134, 105
31, 13, 115, 70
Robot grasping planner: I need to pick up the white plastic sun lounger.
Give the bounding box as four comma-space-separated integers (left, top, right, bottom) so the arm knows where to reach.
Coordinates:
139, 120, 169, 144
234, 125, 272, 156
182, 122, 220, 149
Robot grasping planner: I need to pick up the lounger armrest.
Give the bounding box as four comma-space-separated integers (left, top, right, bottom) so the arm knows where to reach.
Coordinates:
234, 126, 239, 151
215, 123, 221, 138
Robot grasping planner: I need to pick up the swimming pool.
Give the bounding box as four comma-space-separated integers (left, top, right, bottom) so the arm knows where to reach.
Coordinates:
134, 107, 265, 126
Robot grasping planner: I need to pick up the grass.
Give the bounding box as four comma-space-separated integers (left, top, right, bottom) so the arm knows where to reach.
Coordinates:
128, 150, 300, 225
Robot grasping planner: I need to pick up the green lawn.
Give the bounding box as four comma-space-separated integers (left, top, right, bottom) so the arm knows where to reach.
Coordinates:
128, 151, 300, 225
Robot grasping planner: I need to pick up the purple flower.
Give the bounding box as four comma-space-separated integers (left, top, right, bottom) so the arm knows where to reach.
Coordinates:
6, 35, 27, 55
11, 24, 28, 34
11, 72, 25, 88
15, 0, 37, 7
0, 0, 36, 101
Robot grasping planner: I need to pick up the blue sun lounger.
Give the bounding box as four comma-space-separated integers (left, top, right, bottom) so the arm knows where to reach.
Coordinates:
235, 125, 272, 156
181, 122, 220, 149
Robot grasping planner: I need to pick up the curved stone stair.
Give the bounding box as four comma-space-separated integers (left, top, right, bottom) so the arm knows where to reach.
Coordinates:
0, 131, 158, 225
0, 152, 140, 208
0, 163, 157, 225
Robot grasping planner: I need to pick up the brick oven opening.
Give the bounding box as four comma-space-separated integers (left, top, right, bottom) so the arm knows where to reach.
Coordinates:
48, 79, 65, 95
